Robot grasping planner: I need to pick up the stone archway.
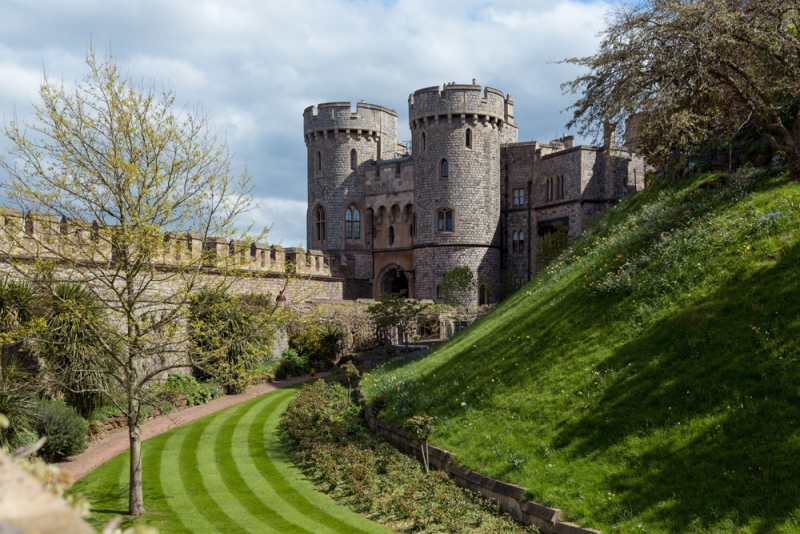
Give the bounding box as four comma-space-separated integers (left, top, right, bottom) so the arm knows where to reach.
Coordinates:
380, 267, 410, 296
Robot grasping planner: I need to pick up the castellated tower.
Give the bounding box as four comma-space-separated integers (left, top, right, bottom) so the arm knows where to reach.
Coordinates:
303, 102, 399, 281
409, 83, 517, 302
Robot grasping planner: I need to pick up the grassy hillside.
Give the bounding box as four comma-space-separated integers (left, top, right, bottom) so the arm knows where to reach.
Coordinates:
362, 167, 800, 533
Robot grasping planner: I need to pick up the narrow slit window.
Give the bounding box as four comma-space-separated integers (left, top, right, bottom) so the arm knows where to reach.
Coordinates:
316, 151, 322, 173
350, 149, 357, 170
440, 159, 449, 179
465, 128, 472, 149
315, 205, 326, 242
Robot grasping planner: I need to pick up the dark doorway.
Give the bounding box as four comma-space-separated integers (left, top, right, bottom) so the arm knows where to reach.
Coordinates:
381, 268, 409, 295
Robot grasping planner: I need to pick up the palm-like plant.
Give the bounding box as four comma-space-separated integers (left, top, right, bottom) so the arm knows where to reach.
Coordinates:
42, 283, 113, 417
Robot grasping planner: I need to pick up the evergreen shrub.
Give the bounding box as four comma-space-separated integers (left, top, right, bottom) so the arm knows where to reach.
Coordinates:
35, 399, 88, 461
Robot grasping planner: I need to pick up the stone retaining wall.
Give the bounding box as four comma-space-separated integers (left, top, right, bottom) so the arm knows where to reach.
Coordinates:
360, 393, 601, 534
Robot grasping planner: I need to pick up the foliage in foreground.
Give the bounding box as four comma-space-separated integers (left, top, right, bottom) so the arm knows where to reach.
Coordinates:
280, 379, 534, 533
363, 168, 800, 533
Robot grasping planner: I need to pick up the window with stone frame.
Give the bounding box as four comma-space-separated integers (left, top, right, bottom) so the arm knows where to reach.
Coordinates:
350, 149, 357, 170
512, 230, 525, 253
437, 208, 454, 232
316, 151, 322, 173
512, 188, 525, 206
345, 205, 361, 240
421, 131, 426, 152
388, 225, 395, 245
436, 285, 442, 300
315, 205, 326, 243
440, 159, 449, 179
465, 128, 473, 149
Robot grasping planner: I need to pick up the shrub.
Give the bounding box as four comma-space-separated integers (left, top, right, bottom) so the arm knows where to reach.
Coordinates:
190, 288, 274, 394
281, 380, 532, 533
163, 373, 219, 406
275, 348, 310, 379
35, 399, 88, 461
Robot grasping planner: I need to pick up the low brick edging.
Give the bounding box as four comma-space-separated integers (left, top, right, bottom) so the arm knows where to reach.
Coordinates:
359, 391, 601, 534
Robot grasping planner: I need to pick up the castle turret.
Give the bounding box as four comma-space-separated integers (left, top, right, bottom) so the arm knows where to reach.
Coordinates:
408, 83, 517, 302
303, 102, 398, 280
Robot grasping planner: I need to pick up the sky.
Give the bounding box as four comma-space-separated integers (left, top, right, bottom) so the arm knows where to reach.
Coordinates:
0, 0, 616, 248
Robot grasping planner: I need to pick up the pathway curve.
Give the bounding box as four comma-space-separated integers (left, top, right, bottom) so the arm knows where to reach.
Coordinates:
56, 373, 328, 480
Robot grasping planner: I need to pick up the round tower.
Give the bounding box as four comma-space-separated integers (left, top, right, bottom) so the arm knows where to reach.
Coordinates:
409, 82, 514, 302
303, 102, 398, 280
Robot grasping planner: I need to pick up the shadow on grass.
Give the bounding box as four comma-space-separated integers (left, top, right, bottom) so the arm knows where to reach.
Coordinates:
552, 240, 800, 532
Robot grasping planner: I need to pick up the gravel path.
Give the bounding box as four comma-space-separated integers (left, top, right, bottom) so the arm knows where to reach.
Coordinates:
55, 373, 326, 480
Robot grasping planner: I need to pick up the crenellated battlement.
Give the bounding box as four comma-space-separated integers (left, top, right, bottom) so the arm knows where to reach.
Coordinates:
303, 101, 398, 144
0, 209, 334, 278
408, 82, 514, 130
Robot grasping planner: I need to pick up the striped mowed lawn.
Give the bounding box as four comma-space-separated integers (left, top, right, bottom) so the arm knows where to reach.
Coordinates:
72, 386, 391, 533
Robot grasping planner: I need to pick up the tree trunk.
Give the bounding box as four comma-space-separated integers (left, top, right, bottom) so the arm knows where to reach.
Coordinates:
128, 416, 145, 515
789, 150, 800, 183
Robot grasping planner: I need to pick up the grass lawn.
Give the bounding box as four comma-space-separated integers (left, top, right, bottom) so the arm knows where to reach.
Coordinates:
362, 168, 800, 533
72, 386, 392, 533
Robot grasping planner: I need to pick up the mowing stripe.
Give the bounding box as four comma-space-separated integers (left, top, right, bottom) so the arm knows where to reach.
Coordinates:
214, 395, 308, 534
77, 385, 391, 533
195, 410, 267, 532
246, 390, 390, 534
229, 391, 353, 534
179, 415, 246, 533
83, 450, 127, 514
159, 429, 207, 534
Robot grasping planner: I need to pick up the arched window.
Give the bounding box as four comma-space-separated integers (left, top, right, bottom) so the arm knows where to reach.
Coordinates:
440, 159, 449, 179
465, 128, 472, 149
315, 205, 326, 243
350, 149, 357, 170
437, 208, 454, 232
315, 151, 322, 173
345, 205, 361, 239
519, 230, 525, 252
421, 131, 426, 152
512, 231, 519, 252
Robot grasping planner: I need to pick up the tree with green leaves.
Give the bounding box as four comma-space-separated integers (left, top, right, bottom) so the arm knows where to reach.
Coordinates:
440, 266, 478, 318
189, 289, 277, 395
562, 0, 800, 182
0, 47, 263, 515
366, 290, 428, 355
536, 222, 572, 272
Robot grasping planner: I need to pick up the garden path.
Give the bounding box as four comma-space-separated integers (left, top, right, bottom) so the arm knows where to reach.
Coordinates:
55, 373, 328, 480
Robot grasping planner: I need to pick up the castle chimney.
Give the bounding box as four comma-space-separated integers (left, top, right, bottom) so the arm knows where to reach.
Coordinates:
603, 120, 617, 148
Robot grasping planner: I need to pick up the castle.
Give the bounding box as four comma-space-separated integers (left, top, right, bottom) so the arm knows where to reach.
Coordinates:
304, 81, 645, 304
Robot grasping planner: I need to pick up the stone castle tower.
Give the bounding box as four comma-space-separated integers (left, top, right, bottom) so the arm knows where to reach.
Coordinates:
408, 84, 517, 301
303, 101, 400, 285
304, 82, 645, 304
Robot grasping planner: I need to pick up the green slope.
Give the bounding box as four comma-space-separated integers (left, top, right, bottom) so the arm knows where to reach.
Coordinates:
72, 387, 391, 533
362, 168, 800, 533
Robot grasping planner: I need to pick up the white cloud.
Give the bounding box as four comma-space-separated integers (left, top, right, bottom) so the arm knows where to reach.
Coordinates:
0, 0, 616, 250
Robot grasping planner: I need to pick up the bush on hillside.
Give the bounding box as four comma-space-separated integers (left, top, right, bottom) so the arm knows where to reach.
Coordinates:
35, 399, 88, 461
